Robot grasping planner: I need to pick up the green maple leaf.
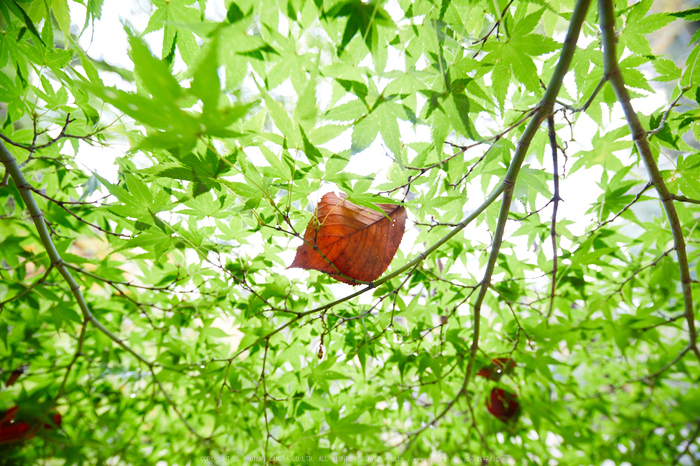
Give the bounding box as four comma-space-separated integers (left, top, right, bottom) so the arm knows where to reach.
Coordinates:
323, 0, 394, 55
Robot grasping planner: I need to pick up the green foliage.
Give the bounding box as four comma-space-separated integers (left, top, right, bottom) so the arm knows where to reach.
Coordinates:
0, 0, 699, 465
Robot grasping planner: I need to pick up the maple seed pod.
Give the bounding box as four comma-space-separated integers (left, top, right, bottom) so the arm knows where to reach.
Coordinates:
486, 388, 521, 423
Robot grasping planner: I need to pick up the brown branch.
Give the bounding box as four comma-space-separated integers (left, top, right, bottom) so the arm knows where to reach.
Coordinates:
65, 263, 179, 291
582, 345, 692, 400
599, 0, 700, 361
29, 186, 131, 238
647, 87, 689, 136
400, 394, 463, 453
672, 420, 700, 466
0, 264, 54, 313
609, 248, 675, 297
590, 181, 653, 233
546, 115, 561, 321
0, 113, 92, 153
637, 313, 686, 333
511, 198, 554, 222
471, 0, 516, 59
261, 339, 271, 459
0, 140, 206, 440
55, 319, 88, 401
405, 0, 593, 451
381, 108, 538, 196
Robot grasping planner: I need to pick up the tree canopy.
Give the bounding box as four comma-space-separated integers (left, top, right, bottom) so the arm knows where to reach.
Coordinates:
0, 0, 699, 464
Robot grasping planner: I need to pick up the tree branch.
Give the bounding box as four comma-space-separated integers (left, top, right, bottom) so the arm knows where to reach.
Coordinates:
673, 194, 700, 205
546, 115, 562, 321
591, 181, 653, 233
672, 419, 700, 466
463, 0, 592, 388
647, 86, 689, 136
0, 140, 206, 440
403, 0, 594, 451
29, 186, 131, 238
599, 0, 700, 362
0, 264, 54, 313
55, 319, 88, 401
557, 76, 608, 114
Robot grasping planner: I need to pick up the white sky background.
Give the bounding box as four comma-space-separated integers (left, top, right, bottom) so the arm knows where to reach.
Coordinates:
64, 0, 681, 304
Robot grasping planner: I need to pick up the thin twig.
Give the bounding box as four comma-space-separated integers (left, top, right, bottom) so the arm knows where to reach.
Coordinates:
29, 186, 130, 238
0, 265, 54, 312
647, 87, 689, 136
55, 320, 88, 400
382, 109, 538, 195
546, 115, 561, 321
471, 0, 516, 59
591, 181, 653, 233
0, 113, 95, 153
673, 194, 700, 205
609, 248, 675, 298
672, 420, 700, 466
261, 339, 271, 460
557, 76, 608, 114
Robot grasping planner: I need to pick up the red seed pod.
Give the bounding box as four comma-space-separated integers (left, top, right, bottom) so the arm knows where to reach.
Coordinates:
0, 406, 62, 443
0, 422, 35, 443
486, 388, 521, 423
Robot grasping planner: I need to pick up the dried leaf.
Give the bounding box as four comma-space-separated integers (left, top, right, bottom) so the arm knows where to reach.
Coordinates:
290, 192, 407, 284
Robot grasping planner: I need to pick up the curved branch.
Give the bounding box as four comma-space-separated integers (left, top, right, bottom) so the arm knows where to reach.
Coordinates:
0, 141, 206, 440
599, 0, 700, 362
463, 0, 593, 387
400, 0, 594, 452
546, 115, 562, 320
